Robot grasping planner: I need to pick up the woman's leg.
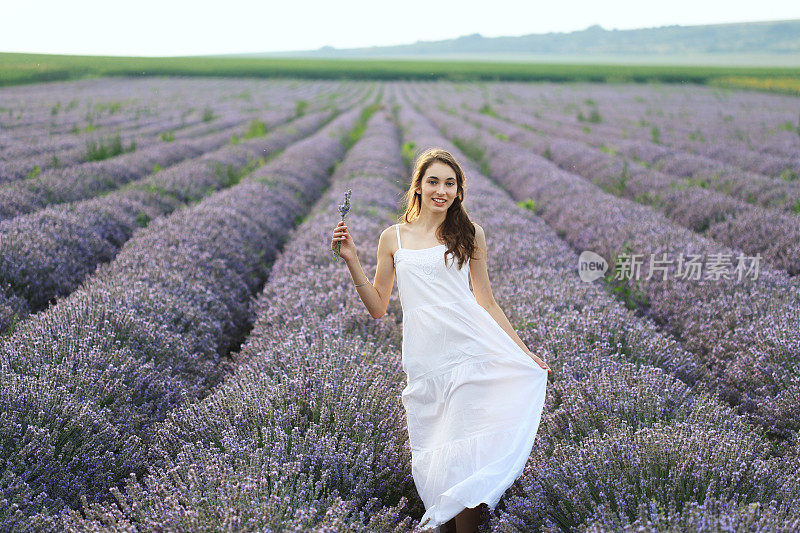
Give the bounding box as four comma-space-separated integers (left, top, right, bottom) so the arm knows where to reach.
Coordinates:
454, 505, 481, 533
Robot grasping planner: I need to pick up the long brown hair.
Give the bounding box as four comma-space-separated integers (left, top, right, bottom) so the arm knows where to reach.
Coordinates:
400, 148, 476, 269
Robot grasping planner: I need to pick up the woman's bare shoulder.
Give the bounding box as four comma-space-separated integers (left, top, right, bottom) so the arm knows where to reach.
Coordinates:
378, 224, 400, 251
472, 223, 486, 248
381, 223, 400, 238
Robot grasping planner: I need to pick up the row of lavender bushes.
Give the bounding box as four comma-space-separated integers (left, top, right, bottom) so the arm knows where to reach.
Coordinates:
0, 79, 329, 180
1, 109, 231, 183
499, 95, 800, 211
499, 82, 800, 172
0, 85, 371, 330
456, 101, 800, 276
0, 84, 331, 222
556, 90, 800, 178
0, 77, 227, 132
484, 91, 800, 214
404, 86, 800, 442
0, 119, 246, 219
1, 91, 199, 164
391, 94, 799, 531
39, 108, 423, 531
0, 105, 343, 335
0, 102, 370, 528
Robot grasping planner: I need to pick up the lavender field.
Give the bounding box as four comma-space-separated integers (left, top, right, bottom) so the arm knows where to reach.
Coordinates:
1, 77, 799, 532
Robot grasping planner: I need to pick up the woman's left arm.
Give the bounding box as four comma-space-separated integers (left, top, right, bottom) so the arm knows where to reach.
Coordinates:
483, 300, 536, 356
469, 223, 551, 371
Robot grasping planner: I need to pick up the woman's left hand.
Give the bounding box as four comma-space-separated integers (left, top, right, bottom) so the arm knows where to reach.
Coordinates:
524, 349, 552, 373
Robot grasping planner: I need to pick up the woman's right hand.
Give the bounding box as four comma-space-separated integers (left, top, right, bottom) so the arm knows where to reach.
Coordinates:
331, 220, 356, 262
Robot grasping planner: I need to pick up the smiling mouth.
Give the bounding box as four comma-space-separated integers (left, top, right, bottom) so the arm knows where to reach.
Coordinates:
432, 198, 446, 205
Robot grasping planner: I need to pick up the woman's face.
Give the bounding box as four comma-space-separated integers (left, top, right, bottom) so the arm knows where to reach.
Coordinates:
417, 161, 458, 212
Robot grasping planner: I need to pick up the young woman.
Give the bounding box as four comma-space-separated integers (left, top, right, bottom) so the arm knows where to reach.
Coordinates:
330, 148, 551, 533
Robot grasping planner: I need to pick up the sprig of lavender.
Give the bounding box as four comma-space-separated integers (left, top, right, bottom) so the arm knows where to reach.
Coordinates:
332, 188, 351, 260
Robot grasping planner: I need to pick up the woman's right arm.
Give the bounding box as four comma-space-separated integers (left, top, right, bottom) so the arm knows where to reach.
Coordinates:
331, 222, 395, 319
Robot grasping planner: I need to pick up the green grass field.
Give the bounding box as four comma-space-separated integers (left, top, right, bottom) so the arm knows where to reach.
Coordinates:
2, 52, 800, 95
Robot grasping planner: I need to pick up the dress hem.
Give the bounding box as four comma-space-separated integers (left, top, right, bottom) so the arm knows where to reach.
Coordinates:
415, 378, 547, 531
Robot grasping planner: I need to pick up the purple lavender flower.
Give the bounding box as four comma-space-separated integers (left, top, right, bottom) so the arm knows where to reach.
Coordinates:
332, 188, 351, 260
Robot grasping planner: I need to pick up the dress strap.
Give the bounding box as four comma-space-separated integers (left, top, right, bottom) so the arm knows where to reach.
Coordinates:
395, 224, 402, 249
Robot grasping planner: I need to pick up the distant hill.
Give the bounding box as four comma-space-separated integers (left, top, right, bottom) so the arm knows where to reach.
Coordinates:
3, 18, 800, 90
232, 19, 800, 60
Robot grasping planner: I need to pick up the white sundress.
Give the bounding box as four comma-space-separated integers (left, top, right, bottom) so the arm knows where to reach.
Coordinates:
393, 224, 549, 530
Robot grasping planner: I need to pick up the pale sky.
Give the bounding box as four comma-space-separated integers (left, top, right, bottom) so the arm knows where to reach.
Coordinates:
3, 0, 798, 57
